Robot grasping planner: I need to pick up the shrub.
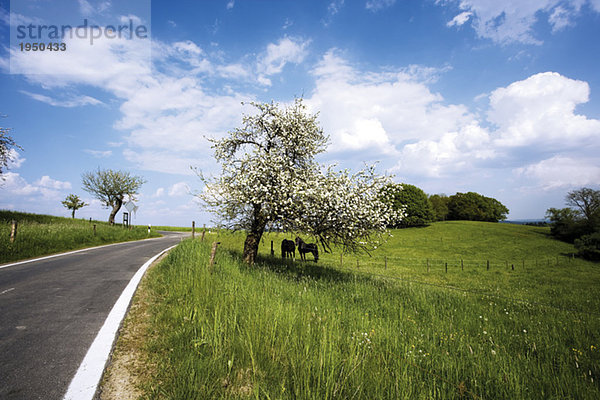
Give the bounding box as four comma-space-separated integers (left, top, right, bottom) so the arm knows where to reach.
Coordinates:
575, 232, 600, 261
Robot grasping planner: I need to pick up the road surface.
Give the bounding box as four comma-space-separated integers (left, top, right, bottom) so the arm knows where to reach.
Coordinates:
0, 232, 186, 400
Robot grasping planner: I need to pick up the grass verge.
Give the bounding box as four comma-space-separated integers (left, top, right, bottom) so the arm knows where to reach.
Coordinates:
112, 222, 600, 399
0, 210, 161, 264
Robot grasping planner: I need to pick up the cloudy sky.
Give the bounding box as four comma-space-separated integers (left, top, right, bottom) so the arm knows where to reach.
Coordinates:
1, 0, 599, 226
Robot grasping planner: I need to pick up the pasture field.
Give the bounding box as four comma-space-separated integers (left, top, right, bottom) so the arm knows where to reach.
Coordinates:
108, 221, 600, 399
0, 210, 160, 263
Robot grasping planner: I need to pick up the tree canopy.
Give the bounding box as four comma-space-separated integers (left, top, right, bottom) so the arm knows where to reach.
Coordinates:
382, 183, 433, 227
546, 187, 600, 254
62, 194, 88, 218
429, 194, 450, 221
198, 99, 400, 264
447, 192, 508, 222
82, 168, 145, 225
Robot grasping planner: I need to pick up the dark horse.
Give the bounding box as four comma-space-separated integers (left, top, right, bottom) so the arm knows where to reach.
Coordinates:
295, 237, 319, 262
281, 239, 295, 259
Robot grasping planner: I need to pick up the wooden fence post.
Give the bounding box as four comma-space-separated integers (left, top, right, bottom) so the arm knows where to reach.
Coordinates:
93, 224, 97, 236
271, 240, 274, 256
201, 225, 206, 242
445, 262, 448, 273
209, 241, 220, 269
486, 260, 489, 270
10, 220, 17, 243
461, 259, 464, 271
192, 221, 195, 239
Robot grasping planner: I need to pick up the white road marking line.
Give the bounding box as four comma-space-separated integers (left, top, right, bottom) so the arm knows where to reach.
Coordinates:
1, 287, 15, 295
62, 244, 177, 400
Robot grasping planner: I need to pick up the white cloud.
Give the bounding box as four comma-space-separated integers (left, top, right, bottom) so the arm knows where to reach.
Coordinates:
84, 149, 112, 158
440, 0, 600, 44
119, 14, 143, 25
78, 0, 95, 16
20, 91, 103, 108
226, 0, 235, 10
152, 187, 165, 197
365, 0, 397, 12
328, 0, 345, 16
306, 52, 600, 186
447, 11, 472, 27
173, 40, 203, 56
396, 123, 494, 178
258, 37, 310, 77
168, 182, 190, 197
78, 0, 112, 16
36, 175, 72, 190
9, 32, 152, 95
6, 149, 25, 169
489, 72, 600, 149
307, 50, 472, 156
549, 6, 573, 32
516, 156, 600, 190
1, 172, 71, 198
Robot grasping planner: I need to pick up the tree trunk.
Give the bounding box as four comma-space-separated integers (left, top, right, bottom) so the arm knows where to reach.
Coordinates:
108, 199, 123, 225
243, 205, 266, 265
71, 209, 75, 218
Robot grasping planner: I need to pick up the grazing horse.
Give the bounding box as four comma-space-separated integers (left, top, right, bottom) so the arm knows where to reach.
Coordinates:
281, 239, 296, 259
295, 237, 319, 262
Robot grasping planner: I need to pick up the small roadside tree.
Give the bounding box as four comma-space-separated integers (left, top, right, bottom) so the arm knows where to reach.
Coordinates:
82, 169, 145, 225
197, 99, 400, 264
62, 194, 88, 218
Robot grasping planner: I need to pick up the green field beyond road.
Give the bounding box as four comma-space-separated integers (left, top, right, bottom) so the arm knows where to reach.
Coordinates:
117, 221, 599, 399
1, 211, 160, 263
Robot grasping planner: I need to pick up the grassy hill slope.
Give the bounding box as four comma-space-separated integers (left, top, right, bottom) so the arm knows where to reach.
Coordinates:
103, 221, 600, 399
0, 210, 160, 263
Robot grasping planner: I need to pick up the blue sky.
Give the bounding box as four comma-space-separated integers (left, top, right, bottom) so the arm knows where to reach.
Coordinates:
1, 0, 600, 226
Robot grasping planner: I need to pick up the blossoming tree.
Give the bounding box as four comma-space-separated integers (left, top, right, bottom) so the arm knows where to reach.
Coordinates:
198, 99, 401, 264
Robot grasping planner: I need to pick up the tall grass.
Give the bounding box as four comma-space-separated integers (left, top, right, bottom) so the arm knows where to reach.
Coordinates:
138, 223, 600, 399
0, 210, 160, 263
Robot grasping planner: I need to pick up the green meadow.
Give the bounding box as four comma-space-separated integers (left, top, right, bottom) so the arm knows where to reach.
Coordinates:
0, 210, 160, 263
120, 221, 599, 399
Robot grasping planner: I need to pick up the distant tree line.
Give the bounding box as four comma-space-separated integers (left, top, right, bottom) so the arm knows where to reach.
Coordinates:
546, 187, 600, 260
382, 184, 509, 228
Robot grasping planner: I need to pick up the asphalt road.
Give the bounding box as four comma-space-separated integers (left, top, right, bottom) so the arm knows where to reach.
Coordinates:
0, 231, 187, 400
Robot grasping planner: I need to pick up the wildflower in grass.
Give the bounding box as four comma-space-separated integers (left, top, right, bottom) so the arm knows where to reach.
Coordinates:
491, 349, 497, 356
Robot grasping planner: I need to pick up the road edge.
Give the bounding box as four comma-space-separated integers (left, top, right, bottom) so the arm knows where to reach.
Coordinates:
0, 234, 174, 270
62, 244, 178, 400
